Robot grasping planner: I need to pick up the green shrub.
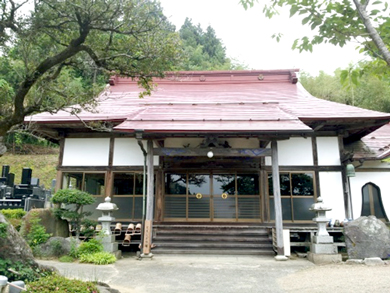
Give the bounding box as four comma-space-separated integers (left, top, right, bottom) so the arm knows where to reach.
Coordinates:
0, 259, 53, 282
80, 218, 98, 238
79, 252, 116, 265
52, 189, 95, 239
77, 238, 103, 256
0, 222, 7, 238
58, 255, 75, 263
49, 239, 65, 257
26, 274, 98, 293
1, 209, 26, 230
1, 208, 26, 219
26, 215, 51, 248
69, 238, 79, 258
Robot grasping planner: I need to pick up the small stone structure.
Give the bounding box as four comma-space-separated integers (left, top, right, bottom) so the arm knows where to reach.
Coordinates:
0, 275, 25, 293
307, 197, 341, 264
96, 197, 121, 258
344, 215, 390, 259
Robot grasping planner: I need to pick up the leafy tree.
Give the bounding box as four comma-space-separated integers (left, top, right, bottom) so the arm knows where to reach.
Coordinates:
0, 0, 182, 155
52, 189, 95, 239
177, 18, 246, 70
240, 0, 390, 69
300, 68, 390, 112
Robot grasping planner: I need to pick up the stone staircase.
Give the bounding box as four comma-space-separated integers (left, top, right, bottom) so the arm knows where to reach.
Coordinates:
152, 224, 275, 255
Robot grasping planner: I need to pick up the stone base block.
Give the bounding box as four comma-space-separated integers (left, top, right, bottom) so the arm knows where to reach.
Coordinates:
308, 252, 342, 265
97, 235, 116, 243
140, 253, 154, 259
311, 243, 337, 254
364, 257, 384, 266
313, 235, 334, 244
274, 255, 288, 261
346, 259, 364, 265
102, 242, 118, 253
112, 250, 122, 259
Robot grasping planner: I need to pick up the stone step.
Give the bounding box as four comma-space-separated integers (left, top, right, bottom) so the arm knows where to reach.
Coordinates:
155, 229, 269, 236
154, 242, 273, 249
154, 235, 270, 242
151, 248, 275, 255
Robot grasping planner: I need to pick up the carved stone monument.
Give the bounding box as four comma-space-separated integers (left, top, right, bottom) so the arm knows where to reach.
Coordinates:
308, 197, 342, 264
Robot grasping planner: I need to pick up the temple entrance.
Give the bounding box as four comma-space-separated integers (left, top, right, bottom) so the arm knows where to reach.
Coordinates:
164, 172, 261, 222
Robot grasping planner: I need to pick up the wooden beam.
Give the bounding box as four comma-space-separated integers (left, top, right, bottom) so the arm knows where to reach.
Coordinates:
311, 137, 321, 199
271, 140, 287, 260
108, 137, 115, 167
262, 165, 342, 172
142, 140, 155, 257
153, 147, 271, 157
155, 169, 163, 222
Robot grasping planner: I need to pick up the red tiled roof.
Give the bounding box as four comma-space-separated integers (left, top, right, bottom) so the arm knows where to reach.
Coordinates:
351, 123, 390, 160
27, 70, 390, 136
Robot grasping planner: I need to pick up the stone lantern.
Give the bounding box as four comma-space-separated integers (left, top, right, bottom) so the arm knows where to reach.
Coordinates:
96, 197, 121, 258
308, 197, 341, 264
97, 196, 118, 235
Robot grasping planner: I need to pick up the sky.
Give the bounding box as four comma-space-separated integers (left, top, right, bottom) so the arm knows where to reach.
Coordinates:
159, 0, 365, 76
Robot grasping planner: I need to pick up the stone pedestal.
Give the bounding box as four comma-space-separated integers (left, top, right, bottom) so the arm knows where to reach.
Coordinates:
96, 197, 121, 258
307, 252, 342, 264
309, 197, 341, 264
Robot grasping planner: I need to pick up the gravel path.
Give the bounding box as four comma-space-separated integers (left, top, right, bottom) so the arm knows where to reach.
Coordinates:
38, 254, 390, 293
279, 262, 390, 293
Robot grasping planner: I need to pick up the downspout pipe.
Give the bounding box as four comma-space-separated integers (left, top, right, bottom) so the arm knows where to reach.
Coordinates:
136, 132, 147, 257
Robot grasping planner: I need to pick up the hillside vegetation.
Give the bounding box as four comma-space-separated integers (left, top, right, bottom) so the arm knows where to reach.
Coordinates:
0, 152, 58, 188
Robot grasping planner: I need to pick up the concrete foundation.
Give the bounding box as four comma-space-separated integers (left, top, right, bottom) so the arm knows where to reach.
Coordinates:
313, 235, 334, 244
310, 243, 337, 254
307, 252, 342, 264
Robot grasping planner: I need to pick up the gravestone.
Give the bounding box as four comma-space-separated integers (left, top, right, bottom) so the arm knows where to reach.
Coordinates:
344, 215, 390, 259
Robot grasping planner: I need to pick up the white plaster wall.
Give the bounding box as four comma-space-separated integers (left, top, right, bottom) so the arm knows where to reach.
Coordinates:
113, 138, 159, 166
349, 172, 390, 219
63, 138, 110, 166
265, 137, 313, 166
317, 137, 340, 165
319, 172, 346, 220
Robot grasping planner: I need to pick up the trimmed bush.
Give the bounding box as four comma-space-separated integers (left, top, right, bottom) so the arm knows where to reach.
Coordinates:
79, 252, 116, 265
26, 274, 98, 292
52, 189, 95, 239
77, 238, 103, 256
1, 208, 26, 230
58, 255, 75, 263
1, 208, 26, 219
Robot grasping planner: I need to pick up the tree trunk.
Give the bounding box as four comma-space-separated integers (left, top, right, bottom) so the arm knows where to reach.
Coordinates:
0, 136, 6, 156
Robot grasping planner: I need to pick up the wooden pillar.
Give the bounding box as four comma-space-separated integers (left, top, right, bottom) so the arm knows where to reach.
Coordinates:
338, 136, 353, 219
271, 140, 287, 260
311, 136, 321, 199
155, 169, 163, 222
55, 137, 65, 192
142, 140, 154, 256
105, 137, 115, 198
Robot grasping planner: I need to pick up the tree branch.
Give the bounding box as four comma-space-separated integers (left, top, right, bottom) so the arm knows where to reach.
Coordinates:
352, 0, 390, 66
